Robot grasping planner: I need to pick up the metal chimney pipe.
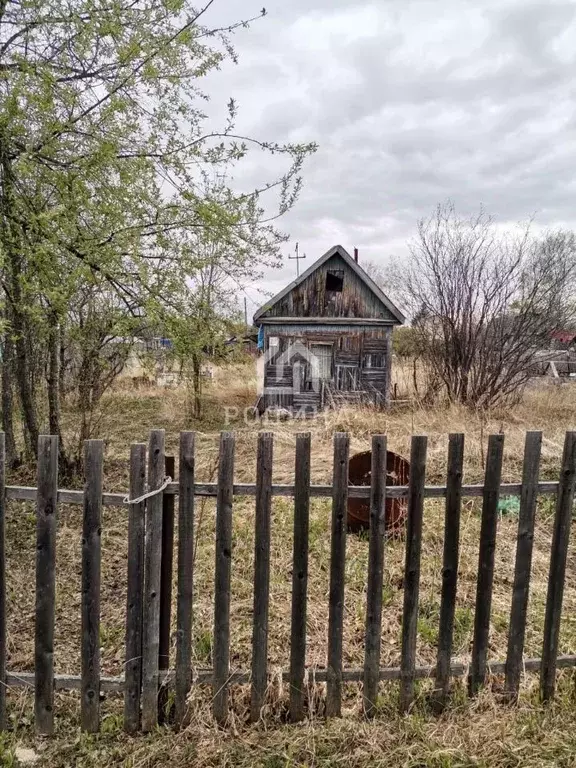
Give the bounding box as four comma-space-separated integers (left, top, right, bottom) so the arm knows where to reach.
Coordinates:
354, 247, 358, 263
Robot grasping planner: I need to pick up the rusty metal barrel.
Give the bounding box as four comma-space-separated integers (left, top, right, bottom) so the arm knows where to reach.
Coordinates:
347, 449, 410, 535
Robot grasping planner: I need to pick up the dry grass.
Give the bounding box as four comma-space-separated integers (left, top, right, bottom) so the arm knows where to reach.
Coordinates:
3, 362, 576, 766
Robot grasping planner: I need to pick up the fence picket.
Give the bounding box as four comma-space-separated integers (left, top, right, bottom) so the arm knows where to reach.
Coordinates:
3, 427, 576, 732
175, 432, 195, 727
142, 429, 166, 731
362, 434, 387, 716
0, 434, 5, 731
326, 432, 350, 718
158, 455, 175, 723
81, 440, 104, 733
35, 435, 59, 735
213, 432, 235, 725
541, 431, 576, 701
250, 432, 274, 722
434, 433, 464, 703
289, 433, 311, 723
505, 431, 542, 699
399, 435, 427, 713
469, 433, 504, 695
124, 444, 146, 733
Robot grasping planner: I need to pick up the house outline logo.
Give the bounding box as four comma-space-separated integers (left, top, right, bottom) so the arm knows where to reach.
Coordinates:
263, 340, 322, 393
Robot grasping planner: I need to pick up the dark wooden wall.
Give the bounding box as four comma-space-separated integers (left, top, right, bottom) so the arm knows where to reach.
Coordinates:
260, 254, 396, 321
261, 324, 392, 408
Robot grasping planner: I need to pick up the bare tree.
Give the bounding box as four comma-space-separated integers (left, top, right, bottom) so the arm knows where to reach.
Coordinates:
404, 202, 576, 408
362, 257, 407, 312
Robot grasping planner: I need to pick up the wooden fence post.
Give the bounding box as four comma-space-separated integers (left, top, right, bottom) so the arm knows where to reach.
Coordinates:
35, 435, 59, 735
362, 434, 387, 716
142, 429, 165, 732
175, 432, 195, 727
289, 433, 311, 723
399, 435, 427, 713
81, 440, 104, 733
124, 443, 147, 733
469, 433, 504, 696
158, 455, 175, 723
434, 433, 464, 703
541, 431, 576, 701
0, 434, 6, 731
326, 432, 350, 718
504, 431, 542, 699
250, 432, 274, 722
213, 432, 235, 725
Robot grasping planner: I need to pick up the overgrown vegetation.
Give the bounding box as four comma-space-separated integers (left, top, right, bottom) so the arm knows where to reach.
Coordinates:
382, 203, 576, 409
0, 0, 316, 471
2, 3, 576, 766
3, 367, 576, 766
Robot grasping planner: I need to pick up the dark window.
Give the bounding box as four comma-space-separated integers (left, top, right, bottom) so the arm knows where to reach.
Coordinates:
363, 353, 385, 369
325, 270, 344, 292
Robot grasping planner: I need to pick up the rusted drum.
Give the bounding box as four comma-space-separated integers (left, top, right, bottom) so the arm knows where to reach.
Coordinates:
347, 449, 410, 535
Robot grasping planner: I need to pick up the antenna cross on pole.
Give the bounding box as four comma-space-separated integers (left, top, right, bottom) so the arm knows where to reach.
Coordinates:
288, 242, 307, 276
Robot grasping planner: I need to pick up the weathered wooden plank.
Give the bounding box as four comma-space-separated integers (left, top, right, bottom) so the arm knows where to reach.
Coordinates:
289, 433, 311, 723
505, 431, 542, 699
541, 431, 576, 701
250, 432, 274, 722
6, 653, 576, 692
435, 433, 464, 702
399, 435, 428, 713
124, 443, 146, 733
81, 440, 104, 733
362, 434, 387, 716
384, 331, 393, 405
35, 435, 59, 735
212, 432, 235, 725
326, 432, 350, 718
175, 432, 195, 727
142, 429, 165, 732
258, 317, 393, 325
158, 455, 175, 723
3, 479, 561, 505
469, 434, 504, 696
0, 434, 5, 731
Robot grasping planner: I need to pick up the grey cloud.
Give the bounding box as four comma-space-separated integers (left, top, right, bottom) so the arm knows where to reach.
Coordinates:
200, 0, 576, 302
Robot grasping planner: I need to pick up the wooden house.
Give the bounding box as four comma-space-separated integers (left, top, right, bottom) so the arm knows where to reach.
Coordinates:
253, 245, 405, 412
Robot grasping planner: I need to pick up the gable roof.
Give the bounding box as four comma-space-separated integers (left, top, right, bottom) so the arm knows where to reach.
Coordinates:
253, 244, 405, 324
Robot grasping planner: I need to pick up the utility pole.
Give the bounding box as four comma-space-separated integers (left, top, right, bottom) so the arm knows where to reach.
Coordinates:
244, 296, 248, 329
288, 242, 307, 276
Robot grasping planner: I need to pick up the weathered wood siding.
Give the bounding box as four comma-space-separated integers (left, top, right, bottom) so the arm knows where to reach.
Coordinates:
260, 324, 392, 410
260, 255, 396, 321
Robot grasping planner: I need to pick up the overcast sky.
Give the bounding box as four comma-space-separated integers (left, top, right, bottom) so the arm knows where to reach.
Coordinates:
202, 0, 576, 316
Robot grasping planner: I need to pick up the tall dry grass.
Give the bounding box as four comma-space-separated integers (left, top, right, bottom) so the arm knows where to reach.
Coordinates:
3, 362, 576, 766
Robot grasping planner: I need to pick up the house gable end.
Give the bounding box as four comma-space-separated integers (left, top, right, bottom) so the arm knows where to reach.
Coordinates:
253, 245, 404, 324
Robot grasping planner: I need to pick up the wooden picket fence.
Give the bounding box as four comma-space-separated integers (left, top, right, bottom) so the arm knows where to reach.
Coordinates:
0, 428, 575, 735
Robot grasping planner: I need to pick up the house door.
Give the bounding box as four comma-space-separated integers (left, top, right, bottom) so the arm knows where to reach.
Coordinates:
309, 344, 333, 382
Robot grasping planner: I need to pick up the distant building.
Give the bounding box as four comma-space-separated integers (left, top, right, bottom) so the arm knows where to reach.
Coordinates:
550, 330, 576, 350
253, 244, 405, 413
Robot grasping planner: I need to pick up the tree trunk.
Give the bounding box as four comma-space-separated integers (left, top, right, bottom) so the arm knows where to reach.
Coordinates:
192, 354, 202, 419
1, 331, 19, 468
1, 141, 39, 457
47, 310, 69, 471
11, 303, 39, 457
59, 330, 66, 405
77, 354, 92, 456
